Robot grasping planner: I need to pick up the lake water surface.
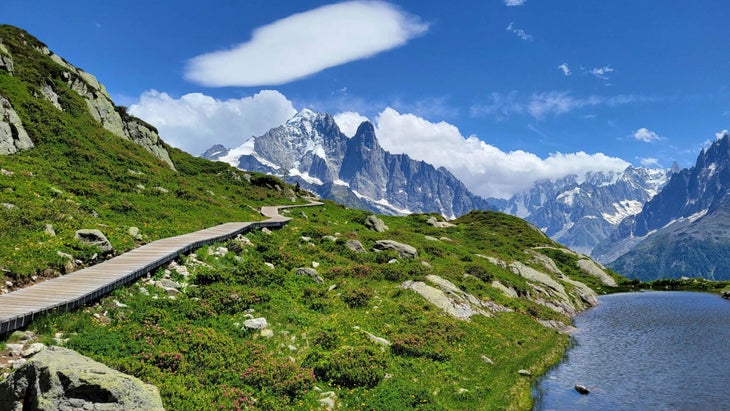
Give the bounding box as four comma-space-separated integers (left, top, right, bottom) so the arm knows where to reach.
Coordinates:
533, 291, 730, 411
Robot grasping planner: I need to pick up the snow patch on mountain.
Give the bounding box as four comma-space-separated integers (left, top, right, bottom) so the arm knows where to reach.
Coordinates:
601, 200, 643, 225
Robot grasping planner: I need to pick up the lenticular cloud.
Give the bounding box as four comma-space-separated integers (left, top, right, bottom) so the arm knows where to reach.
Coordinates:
185, 1, 428, 87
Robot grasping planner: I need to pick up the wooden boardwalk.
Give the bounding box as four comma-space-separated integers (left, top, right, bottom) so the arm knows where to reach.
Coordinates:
0, 202, 321, 335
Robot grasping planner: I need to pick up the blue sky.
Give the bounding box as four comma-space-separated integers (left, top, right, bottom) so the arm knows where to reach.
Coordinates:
2, 0, 729, 198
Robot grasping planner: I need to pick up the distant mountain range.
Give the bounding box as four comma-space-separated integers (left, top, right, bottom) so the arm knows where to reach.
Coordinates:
594, 132, 730, 280
202, 109, 492, 217
490, 166, 673, 256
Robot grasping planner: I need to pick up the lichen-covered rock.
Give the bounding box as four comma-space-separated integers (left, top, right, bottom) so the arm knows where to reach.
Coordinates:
41, 49, 175, 169
0, 346, 164, 411
0, 42, 13, 74
74, 229, 113, 253
40, 83, 62, 111
373, 240, 417, 259
491, 280, 518, 299
0, 95, 33, 155
364, 215, 388, 232
400, 275, 510, 320
426, 216, 455, 228
296, 267, 324, 283
243, 317, 268, 330
577, 258, 617, 287
123, 119, 174, 169
345, 239, 366, 253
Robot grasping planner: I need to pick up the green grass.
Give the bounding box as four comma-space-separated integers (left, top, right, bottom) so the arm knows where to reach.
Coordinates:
0, 25, 305, 280
9, 203, 583, 410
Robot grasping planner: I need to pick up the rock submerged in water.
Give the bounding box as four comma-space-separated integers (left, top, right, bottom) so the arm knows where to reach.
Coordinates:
575, 384, 590, 395
0, 346, 164, 411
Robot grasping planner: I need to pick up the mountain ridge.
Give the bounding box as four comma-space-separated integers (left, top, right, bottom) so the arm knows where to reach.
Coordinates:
491, 166, 671, 256
202, 109, 493, 218
596, 132, 730, 280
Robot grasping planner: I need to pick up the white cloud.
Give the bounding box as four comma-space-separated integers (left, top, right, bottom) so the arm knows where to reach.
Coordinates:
343, 107, 629, 198
506, 22, 533, 41
633, 127, 662, 143
185, 1, 428, 87
471, 91, 649, 120
558, 63, 571, 76
716, 129, 728, 139
590, 65, 614, 80
129, 89, 296, 155
640, 157, 661, 167
333, 111, 370, 137
505, 0, 526, 5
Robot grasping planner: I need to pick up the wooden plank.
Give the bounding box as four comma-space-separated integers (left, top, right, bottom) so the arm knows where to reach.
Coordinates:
0, 202, 321, 335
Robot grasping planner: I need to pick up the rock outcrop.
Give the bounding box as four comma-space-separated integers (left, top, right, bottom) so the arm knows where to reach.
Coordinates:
0, 94, 33, 155
373, 240, 417, 259
345, 239, 366, 253
0, 346, 164, 411
364, 215, 388, 232
74, 229, 113, 253
40, 48, 174, 169
400, 275, 511, 320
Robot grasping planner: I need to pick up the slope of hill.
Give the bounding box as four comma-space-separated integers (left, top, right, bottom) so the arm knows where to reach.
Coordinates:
0, 24, 298, 283
596, 133, 730, 280
0, 24, 623, 410
203, 110, 493, 218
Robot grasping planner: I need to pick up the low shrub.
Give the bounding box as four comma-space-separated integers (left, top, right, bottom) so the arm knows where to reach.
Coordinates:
305, 346, 386, 388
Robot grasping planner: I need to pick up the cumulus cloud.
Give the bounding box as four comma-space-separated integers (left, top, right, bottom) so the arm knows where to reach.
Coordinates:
716, 129, 729, 139
633, 127, 662, 143
471, 91, 649, 120
129, 90, 296, 155
333, 111, 370, 137
558, 63, 571, 76
589, 65, 614, 81
506, 22, 533, 41
640, 157, 661, 167
336, 107, 629, 198
505, 0, 526, 5
185, 1, 428, 87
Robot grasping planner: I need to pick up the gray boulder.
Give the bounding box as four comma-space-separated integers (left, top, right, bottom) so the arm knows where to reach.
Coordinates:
243, 317, 268, 330
373, 240, 417, 259
74, 229, 113, 253
0, 95, 34, 155
0, 42, 13, 74
345, 239, 366, 253
296, 267, 324, 283
0, 346, 164, 411
426, 216, 455, 228
364, 215, 388, 232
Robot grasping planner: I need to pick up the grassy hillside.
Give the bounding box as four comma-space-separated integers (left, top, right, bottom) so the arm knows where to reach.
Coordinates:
0, 25, 299, 282
18, 203, 616, 410
0, 24, 625, 410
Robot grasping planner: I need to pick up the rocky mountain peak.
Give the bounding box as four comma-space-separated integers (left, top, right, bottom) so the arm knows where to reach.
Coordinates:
350, 121, 379, 151
594, 132, 730, 278
203, 109, 491, 217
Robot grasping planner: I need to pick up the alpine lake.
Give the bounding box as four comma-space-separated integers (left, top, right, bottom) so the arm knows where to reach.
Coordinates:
533, 290, 730, 411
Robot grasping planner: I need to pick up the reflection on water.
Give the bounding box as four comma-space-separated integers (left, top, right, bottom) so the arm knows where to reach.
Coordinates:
533, 291, 730, 411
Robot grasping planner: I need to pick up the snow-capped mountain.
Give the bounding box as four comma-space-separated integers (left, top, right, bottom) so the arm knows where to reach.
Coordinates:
595, 132, 730, 280
203, 109, 492, 217
492, 166, 672, 255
